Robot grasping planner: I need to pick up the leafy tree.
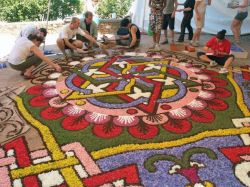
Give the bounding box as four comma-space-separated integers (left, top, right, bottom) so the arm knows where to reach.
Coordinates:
49, 0, 83, 20
0, 0, 47, 22
0, 0, 83, 22
96, 0, 133, 19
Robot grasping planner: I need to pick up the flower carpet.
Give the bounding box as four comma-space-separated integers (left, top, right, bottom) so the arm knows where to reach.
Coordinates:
1, 51, 250, 187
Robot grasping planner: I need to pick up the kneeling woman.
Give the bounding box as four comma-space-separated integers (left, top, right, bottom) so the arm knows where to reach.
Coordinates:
8, 35, 61, 79
197, 30, 234, 74
117, 18, 141, 49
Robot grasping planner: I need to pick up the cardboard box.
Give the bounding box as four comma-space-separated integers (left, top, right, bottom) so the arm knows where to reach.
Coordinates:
185, 45, 196, 52
170, 43, 186, 51
230, 43, 248, 59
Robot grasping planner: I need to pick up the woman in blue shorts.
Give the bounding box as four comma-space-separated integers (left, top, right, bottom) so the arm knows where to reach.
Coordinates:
231, 0, 249, 43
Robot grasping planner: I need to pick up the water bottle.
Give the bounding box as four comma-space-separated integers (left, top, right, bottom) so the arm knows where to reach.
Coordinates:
0, 63, 7, 70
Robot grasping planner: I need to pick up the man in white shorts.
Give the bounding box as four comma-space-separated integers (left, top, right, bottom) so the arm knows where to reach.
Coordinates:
191, 0, 211, 46
57, 17, 103, 60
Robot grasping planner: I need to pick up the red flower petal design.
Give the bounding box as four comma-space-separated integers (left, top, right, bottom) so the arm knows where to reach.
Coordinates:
27, 85, 44, 95
210, 77, 228, 87
62, 116, 90, 131
49, 97, 68, 108
42, 89, 58, 98
163, 119, 192, 134
30, 96, 50, 107
207, 99, 228, 111
92, 124, 123, 139
213, 87, 232, 98
72, 76, 86, 87
40, 107, 64, 120
167, 68, 181, 77
201, 69, 219, 77
190, 109, 215, 123
128, 124, 159, 139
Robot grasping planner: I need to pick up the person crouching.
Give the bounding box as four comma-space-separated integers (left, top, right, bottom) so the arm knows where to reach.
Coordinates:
8, 34, 61, 79
117, 18, 141, 49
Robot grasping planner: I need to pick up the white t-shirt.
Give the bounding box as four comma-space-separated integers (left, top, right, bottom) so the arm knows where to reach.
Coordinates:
8, 37, 35, 65
17, 25, 38, 40
59, 24, 87, 39
238, 0, 249, 12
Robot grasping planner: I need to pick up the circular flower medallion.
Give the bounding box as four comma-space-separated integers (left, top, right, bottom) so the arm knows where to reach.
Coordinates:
27, 56, 231, 139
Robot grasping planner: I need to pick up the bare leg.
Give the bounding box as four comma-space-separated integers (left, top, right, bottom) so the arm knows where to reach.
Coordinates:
155, 32, 161, 44
224, 57, 234, 68
192, 29, 198, 42
231, 19, 241, 42
56, 38, 70, 62
198, 54, 213, 63
153, 33, 157, 43
150, 33, 157, 49
72, 40, 83, 49
236, 21, 243, 41
164, 29, 168, 41
192, 28, 201, 42
56, 38, 66, 55
23, 65, 36, 77
169, 29, 174, 43
196, 28, 201, 41
234, 23, 242, 42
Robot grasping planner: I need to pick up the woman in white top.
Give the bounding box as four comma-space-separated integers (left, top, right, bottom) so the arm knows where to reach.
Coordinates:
8, 35, 61, 79
231, 0, 249, 43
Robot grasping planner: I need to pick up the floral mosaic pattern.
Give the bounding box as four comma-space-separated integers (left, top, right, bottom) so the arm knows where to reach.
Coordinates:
26, 56, 231, 139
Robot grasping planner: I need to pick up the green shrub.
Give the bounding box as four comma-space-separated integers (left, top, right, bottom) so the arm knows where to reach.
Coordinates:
96, 0, 133, 19
49, 0, 83, 20
0, 0, 83, 22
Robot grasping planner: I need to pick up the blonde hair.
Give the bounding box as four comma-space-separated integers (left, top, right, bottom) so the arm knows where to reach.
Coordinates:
71, 17, 80, 24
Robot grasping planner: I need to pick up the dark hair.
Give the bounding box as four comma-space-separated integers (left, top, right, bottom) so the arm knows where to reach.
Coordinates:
85, 11, 93, 18
39, 28, 47, 37
120, 18, 130, 27
216, 29, 227, 40
28, 34, 44, 43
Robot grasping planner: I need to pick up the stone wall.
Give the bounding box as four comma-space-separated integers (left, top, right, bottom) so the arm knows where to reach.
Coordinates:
98, 19, 121, 35
0, 19, 122, 36
0, 21, 64, 35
